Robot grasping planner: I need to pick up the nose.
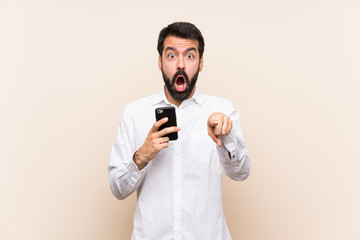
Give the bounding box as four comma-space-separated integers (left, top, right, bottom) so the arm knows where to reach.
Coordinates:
177, 56, 185, 70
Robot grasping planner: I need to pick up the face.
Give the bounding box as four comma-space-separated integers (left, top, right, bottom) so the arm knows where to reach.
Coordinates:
158, 36, 203, 103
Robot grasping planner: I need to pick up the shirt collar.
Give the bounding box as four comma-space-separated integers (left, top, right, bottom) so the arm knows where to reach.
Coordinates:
152, 87, 203, 107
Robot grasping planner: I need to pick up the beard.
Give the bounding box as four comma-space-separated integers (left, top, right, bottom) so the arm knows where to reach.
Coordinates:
162, 67, 199, 101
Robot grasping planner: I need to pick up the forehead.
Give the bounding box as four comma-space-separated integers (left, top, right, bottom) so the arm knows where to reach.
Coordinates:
163, 36, 199, 52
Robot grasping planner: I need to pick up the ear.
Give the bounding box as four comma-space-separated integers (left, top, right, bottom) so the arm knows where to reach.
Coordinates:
199, 56, 204, 72
158, 55, 162, 71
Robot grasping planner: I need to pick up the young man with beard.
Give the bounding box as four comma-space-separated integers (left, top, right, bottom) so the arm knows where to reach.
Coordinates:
108, 22, 251, 240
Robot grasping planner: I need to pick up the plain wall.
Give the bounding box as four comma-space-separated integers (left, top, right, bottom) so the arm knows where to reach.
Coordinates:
1, 0, 359, 239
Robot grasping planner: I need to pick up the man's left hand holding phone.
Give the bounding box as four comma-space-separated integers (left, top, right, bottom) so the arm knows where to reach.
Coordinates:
133, 106, 180, 170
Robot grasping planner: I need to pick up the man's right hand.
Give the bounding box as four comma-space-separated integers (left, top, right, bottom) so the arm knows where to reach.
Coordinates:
133, 117, 181, 170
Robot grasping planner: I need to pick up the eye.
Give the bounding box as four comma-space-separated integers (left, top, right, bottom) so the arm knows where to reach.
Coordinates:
168, 53, 175, 59
186, 53, 194, 59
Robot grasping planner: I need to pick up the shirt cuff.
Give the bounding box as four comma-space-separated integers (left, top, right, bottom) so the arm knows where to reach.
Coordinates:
220, 133, 238, 160
124, 160, 148, 192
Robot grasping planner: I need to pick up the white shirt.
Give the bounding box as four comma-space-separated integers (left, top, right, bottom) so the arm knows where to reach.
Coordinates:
108, 89, 251, 240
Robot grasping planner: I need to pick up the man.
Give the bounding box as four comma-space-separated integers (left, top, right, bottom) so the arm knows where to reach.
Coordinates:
108, 22, 251, 240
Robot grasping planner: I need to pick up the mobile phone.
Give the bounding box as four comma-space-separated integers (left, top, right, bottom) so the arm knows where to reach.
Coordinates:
155, 106, 178, 141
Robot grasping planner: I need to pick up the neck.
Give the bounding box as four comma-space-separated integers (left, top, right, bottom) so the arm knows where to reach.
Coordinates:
164, 86, 196, 107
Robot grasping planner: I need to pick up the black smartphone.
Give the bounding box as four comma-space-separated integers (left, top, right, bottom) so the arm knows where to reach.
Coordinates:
155, 106, 178, 141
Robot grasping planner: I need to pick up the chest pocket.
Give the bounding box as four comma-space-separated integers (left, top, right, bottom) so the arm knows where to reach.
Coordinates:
190, 130, 216, 163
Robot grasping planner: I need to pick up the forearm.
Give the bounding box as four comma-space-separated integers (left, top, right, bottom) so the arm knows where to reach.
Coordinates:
217, 133, 251, 180
216, 114, 251, 180
108, 109, 147, 200
108, 160, 147, 200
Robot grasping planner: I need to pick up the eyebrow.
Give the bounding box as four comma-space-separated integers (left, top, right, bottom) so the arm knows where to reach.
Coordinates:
165, 47, 197, 53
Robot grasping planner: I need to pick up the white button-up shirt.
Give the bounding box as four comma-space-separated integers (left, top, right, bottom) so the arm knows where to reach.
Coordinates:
108, 89, 251, 240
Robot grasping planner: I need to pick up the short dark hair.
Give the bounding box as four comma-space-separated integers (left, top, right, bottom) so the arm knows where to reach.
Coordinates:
157, 22, 205, 59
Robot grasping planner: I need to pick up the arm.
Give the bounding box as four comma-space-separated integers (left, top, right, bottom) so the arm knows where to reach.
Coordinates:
108, 108, 146, 200
207, 110, 251, 181
108, 108, 180, 200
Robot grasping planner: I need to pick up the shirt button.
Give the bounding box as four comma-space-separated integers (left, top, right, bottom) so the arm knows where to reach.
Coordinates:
175, 182, 179, 186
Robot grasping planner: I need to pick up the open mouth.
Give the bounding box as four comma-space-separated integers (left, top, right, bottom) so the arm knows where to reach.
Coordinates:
175, 75, 187, 92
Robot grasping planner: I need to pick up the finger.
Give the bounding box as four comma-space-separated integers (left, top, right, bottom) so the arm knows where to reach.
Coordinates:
216, 138, 222, 147
152, 140, 169, 152
151, 117, 168, 132
154, 136, 170, 144
208, 127, 221, 146
221, 117, 229, 135
157, 126, 181, 138
214, 121, 223, 136
209, 121, 218, 128
159, 141, 169, 150
150, 137, 169, 152
227, 119, 233, 135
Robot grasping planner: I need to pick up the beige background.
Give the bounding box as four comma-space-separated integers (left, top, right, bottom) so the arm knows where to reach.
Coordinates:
1, 0, 359, 239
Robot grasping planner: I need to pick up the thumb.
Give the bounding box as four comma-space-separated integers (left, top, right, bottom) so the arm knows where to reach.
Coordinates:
216, 138, 222, 147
